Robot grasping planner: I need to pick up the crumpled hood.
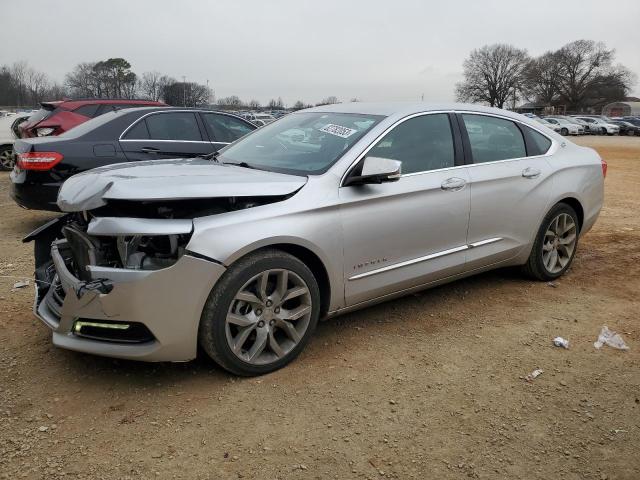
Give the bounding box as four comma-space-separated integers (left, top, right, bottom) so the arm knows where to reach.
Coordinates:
57, 159, 307, 212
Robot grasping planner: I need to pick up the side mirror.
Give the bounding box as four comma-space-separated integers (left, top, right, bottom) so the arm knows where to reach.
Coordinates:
345, 156, 401, 186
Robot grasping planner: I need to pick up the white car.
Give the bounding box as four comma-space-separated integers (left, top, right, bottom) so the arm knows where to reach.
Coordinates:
542, 117, 580, 136
243, 112, 276, 127
572, 117, 619, 136
0, 112, 32, 170
535, 118, 562, 134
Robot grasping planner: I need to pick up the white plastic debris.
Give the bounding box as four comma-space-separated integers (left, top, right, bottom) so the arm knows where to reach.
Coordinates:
594, 326, 629, 351
12, 280, 29, 289
525, 369, 544, 382
553, 337, 570, 349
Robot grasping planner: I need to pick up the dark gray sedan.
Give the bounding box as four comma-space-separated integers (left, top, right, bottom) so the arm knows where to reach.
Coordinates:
10, 107, 256, 211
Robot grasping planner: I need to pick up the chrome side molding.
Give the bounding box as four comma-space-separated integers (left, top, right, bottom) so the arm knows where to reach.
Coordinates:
348, 237, 503, 281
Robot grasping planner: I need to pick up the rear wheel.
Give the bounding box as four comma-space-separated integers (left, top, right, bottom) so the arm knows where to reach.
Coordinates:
560, 128, 568, 136
600, 127, 607, 135
199, 249, 320, 376
523, 203, 579, 281
0, 145, 14, 171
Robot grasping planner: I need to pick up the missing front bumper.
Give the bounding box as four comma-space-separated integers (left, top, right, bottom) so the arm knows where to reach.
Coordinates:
34, 239, 226, 362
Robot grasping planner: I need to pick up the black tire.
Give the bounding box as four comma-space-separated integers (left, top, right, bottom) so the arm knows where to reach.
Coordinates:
600, 127, 607, 135
0, 145, 14, 171
199, 249, 320, 376
560, 128, 568, 136
522, 203, 580, 281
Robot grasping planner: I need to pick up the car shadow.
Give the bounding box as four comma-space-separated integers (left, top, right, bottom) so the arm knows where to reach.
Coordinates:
50, 267, 530, 387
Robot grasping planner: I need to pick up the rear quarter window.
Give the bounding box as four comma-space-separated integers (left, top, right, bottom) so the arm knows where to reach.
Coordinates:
73, 104, 101, 118
123, 120, 150, 140
522, 125, 552, 156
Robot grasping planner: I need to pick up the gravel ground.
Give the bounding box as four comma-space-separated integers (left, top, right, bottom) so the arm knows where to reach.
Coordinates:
0, 136, 639, 480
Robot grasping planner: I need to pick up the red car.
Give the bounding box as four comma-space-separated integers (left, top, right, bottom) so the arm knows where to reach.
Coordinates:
18, 99, 167, 138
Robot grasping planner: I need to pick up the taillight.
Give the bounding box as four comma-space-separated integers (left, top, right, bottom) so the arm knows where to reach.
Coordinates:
17, 152, 63, 171
601, 158, 608, 178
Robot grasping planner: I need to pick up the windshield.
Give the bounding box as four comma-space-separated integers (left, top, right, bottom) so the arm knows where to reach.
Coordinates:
218, 112, 384, 175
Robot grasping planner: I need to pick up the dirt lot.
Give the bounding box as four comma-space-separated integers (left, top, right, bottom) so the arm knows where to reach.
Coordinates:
0, 136, 639, 480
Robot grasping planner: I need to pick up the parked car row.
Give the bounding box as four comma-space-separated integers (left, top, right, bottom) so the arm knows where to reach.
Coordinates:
528, 113, 640, 136
14, 101, 605, 376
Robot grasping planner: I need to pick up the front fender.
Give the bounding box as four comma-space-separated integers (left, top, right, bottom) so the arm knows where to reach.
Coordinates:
188, 207, 345, 311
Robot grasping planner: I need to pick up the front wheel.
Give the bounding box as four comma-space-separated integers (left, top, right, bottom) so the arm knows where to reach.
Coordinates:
523, 203, 580, 281
199, 249, 320, 376
560, 128, 568, 136
0, 145, 14, 171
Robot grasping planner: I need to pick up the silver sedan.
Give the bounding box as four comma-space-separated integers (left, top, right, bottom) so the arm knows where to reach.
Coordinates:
29, 102, 605, 375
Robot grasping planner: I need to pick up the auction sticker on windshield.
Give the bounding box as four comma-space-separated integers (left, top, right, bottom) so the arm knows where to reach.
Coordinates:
319, 124, 358, 138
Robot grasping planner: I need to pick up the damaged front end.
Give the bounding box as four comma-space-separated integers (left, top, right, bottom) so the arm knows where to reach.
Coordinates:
25, 159, 308, 361
26, 210, 226, 362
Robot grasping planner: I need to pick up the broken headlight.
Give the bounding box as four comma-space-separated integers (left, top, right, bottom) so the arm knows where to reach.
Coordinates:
115, 233, 190, 270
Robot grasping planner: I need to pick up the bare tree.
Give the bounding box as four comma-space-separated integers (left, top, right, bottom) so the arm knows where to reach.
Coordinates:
267, 97, 284, 109
162, 81, 211, 107
292, 100, 306, 110
10, 61, 29, 105
65, 58, 138, 98
65, 62, 99, 97
25, 68, 50, 104
522, 51, 560, 105
140, 71, 174, 101
217, 95, 244, 108
248, 99, 261, 109
317, 96, 338, 106
553, 40, 634, 110
455, 44, 529, 108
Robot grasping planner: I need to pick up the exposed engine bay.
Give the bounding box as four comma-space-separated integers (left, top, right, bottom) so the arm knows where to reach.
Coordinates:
28, 195, 287, 287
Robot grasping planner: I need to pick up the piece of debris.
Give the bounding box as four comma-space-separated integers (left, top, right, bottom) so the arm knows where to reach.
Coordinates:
13, 280, 29, 289
594, 326, 629, 351
525, 369, 544, 382
553, 337, 570, 349
547, 282, 559, 288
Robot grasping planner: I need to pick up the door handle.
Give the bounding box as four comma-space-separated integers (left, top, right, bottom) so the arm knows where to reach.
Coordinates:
522, 167, 541, 179
141, 147, 160, 153
441, 177, 466, 191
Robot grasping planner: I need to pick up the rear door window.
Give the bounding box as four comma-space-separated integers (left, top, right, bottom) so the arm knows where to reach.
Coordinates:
201, 113, 254, 143
462, 114, 526, 163
145, 112, 202, 141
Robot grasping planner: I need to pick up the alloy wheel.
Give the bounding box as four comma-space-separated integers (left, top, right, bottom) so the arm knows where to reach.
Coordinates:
542, 213, 577, 274
225, 269, 312, 365
0, 148, 14, 170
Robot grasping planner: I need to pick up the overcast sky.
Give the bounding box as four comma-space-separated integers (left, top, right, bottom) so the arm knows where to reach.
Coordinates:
5, 0, 640, 105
